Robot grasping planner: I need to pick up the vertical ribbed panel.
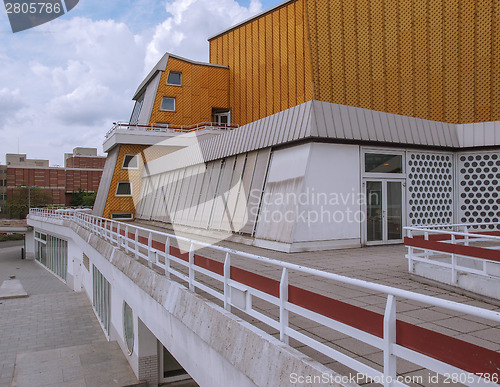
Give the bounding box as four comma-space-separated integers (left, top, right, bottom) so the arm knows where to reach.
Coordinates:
208, 0, 313, 126
304, 0, 499, 124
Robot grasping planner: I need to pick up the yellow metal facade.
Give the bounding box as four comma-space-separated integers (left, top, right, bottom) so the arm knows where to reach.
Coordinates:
305, 0, 499, 124
149, 57, 230, 126
209, 0, 314, 126
210, 0, 499, 124
103, 144, 147, 219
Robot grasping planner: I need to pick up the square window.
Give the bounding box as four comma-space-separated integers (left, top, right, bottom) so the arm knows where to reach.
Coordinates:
167, 71, 182, 86
160, 97, 175, 112
122, 155, 138, 169
116, 182, 132, 196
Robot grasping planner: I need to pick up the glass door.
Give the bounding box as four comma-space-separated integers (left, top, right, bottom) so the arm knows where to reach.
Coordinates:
365, 180, 403, 244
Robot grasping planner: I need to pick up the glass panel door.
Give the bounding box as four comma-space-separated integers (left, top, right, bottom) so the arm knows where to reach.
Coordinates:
387, 181, 403, 240
366, 181, 383, 242
365, 180, 403, 243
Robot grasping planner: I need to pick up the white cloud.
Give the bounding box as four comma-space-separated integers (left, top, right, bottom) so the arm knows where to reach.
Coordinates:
0, 0, 263, 165
146, 0, 262, 69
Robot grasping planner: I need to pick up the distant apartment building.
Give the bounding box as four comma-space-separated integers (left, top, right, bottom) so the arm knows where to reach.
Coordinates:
0, 165, 6, 214
3, 148, 106, 212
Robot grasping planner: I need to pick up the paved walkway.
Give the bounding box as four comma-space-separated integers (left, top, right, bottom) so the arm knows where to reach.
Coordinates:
0, 241, 139, 387
136, 221, 500, 387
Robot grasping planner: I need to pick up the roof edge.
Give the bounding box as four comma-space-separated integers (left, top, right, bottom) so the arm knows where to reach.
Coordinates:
132, 52, 229, 100
208, 0, 297, 41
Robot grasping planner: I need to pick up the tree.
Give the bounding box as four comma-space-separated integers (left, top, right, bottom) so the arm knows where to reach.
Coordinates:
5, 186, 52, 219
70, 189, 97, 207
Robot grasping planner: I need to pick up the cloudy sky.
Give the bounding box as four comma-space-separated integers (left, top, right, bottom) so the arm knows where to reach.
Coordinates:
0, 0, 281, 166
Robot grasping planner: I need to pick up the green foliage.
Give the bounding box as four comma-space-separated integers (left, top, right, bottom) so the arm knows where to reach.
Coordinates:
0, 233, 24, 242
5, 185, 52, 219
70, 189, 97, 207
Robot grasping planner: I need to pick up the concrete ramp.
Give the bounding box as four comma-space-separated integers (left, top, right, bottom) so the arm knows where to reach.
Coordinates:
0, 279, 28, 300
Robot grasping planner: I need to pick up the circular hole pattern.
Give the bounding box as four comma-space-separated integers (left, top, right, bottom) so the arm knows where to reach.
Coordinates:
408, 153, 453, 226
459, 152, 500, 227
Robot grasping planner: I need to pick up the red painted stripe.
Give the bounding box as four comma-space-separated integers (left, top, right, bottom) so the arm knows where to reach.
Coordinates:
405, 237, 500, 262
412, 231, 500, 242
151, 240, 164, 251
288, 286, 384, 337
169, 246, 189, 261
194, 255, 224, 276
397, 321, 500, 379
231, 267, 280, 298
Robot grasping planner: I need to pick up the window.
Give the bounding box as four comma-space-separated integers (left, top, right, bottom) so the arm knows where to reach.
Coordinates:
167, 71, 182, 86
123, 302, 134, 355
93, 265, 110, 334
365, 153, 403, 174
160, 97, 175, 112
122, 155, 138, 169
116, 182, 132, 196
111, 213, 133, 220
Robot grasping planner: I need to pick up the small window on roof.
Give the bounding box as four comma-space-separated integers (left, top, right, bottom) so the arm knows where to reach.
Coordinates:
116, 182, 132, 196
122, 155, 138, 169
167, 71, 182, 86
160, 97, 176, 112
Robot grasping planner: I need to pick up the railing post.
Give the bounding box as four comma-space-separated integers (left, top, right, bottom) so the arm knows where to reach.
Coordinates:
134, 229, 139, 260
165, 237, 171, 279
147, 232, 153, 268
383, 294, 397, 387
424, 231, 429, 260
188, 243, 195, 291
125, 225, 129, 251
224, 253, 231, 312
464, 225, 470, 246
407, 229, 414, 273
279, 267, 289, 345
451, 234, 457, 284
116, 222, 120, 246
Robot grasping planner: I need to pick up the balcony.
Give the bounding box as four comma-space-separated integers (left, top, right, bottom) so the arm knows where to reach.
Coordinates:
103, 121, 238, 152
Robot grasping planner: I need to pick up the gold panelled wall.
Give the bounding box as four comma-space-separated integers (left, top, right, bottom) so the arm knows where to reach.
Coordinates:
305, 0, 499, 124
209, 0, 314, 126
103, 145, 147, 219
149, 57, 230, 126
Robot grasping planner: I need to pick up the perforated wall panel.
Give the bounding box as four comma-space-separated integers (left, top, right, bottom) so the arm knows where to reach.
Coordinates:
407, 152, 454, 226
458, 152, 500, 228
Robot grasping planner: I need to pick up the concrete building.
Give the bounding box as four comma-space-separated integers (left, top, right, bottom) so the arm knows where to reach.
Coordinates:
94, 0, 499, 252
4, 147, 106, 210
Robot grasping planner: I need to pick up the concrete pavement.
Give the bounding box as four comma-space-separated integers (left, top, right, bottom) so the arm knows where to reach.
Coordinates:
0, 241, 140, 387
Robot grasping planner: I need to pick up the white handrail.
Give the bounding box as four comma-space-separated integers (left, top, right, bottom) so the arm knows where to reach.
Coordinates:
29, 208, 500, 387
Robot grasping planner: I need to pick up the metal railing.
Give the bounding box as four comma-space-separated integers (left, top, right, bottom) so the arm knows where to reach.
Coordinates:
105, 121, 238, 138
30, 208, 500, 386
405, 223, 500, 284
